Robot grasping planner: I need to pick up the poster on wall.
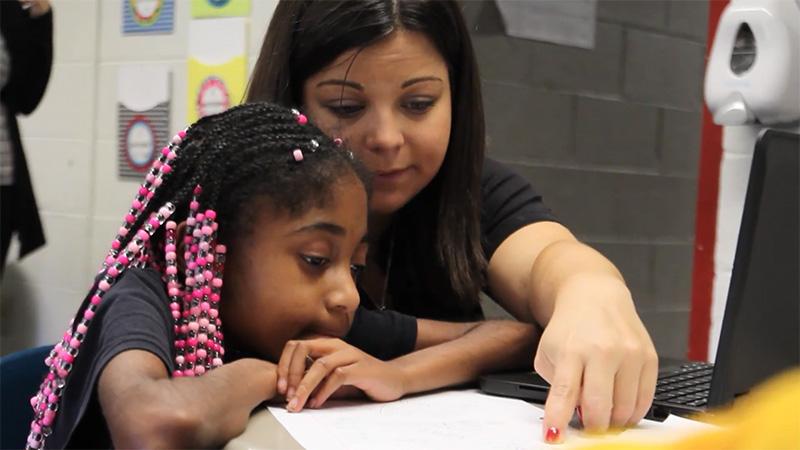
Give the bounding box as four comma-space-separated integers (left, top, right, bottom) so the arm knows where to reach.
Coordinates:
118, 66, 172, 179
191, 0, 250, 18
123, 0, 175, 34
187, 18, 246, 123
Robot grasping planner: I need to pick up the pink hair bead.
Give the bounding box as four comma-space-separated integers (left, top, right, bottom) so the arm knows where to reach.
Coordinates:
178, 130, 187, 139
186, 353, 197, 363
146, 173, 156, 183
196, 348, 207, 359
205, 254, 214, 263
166, 222, 176, 231
193, 185, 202, 195
118, 227, 129, 236
167, 151, 176, 160
190, 244, 199, 253
173, 370, 183, 377
210, 293, 220, 302
194, 365, 206, 375
159, 206, 171, 217
207, 324, 217, 334
213, 358, 223, 367
98, 280, 111, 292
111, 241, 121, 250
201, 225, 213, 236
200, 302, 210, 311
205, 210, 216, 220
185, 276, 196, 286
147, 190, 155, 199
196, 213, 205, 222
136, 229, 149, 241
183, 369, 194, 377
166, 266, 178, 276
176, 355, 185, 365
192, 229, 202, 238
153, 160, 162, 169
132, 199, 142, 210
188, 321, 199, 332
62, 354, 74, 364
91, 295, 101, 306
148, 218, 160, 228
333, 137, 343, 146
48, 393, 58, 403
209, 309, 219, 319
296, 113, 308, 125
165, 242, 176, 251
197, 333, 208, 344
171, 310, 180, 320
107, 266, 119, 277
139, 187, 149, 196
293, 149, 304, 162
77, 323, 88, 334
212, 278, 223, 288
187, 337, 198, 347
199, 318, 209, 327
202, 286, 211, 295
105, 255, 115, 266
124, 213, 135, 224
117, 254, 129, 265
166, 252, 177, 262
84, 309, 95, 320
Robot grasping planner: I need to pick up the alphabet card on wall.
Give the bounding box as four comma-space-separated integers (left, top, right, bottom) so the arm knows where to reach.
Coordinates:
123, 0, 175, 35
187, 18, 247, 123
117, 65, 172, 179
191, 0, 250, 18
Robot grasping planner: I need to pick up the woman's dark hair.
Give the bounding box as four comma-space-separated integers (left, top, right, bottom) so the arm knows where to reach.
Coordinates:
247, 0, 486, 317
26, 102, 370, 449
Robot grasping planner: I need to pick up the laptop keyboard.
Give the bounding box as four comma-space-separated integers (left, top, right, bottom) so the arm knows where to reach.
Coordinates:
654, 362, 714, 407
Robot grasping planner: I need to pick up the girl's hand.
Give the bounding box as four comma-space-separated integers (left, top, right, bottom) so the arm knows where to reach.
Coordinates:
276, 337, 406, 412
534, 274, 658, 440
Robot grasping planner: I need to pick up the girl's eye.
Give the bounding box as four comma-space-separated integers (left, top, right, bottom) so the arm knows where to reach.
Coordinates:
403, 99, 435, 114
350, 264, 366, 281
325, 103, 364, 118
302, 255, 329, 268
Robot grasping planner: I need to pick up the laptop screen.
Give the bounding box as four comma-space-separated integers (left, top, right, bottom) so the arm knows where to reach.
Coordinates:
709, 130, 800, 407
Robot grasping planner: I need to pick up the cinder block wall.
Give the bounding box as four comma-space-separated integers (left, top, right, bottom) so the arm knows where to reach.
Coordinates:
466, 0, 708, 359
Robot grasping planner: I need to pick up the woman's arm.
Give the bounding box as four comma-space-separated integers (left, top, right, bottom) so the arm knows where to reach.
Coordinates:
277, 319, 539, 412
486, 221, 658, 440
98, 350, 277, 449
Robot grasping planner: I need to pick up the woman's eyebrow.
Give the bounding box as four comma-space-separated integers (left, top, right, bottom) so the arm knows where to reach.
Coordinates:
401, 76, 443, 89
316, 79, 363, 91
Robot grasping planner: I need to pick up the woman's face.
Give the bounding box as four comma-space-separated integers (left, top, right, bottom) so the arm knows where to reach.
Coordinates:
302, 30, 452, 216
220, 175, 368, 361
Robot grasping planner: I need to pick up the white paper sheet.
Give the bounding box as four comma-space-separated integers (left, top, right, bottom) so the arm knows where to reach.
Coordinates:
268, 389, 714, 450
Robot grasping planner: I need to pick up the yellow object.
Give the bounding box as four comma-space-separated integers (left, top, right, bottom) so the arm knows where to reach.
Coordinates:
186, 56, 246, 123
191, 0, 250, 18
579, 368, 800, 450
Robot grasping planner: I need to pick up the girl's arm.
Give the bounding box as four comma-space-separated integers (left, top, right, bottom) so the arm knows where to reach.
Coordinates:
486, 221, 658, 438
278, 319, 538, 412
98, 350, 277, 449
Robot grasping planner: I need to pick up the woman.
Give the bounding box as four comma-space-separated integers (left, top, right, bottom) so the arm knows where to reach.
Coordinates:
247, 0, 658, 443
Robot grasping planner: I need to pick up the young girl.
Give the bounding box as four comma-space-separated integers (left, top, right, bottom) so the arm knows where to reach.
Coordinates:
24, 102, 536, 449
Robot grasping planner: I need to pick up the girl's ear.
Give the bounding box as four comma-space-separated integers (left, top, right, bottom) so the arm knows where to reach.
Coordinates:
175, 221, 188, 274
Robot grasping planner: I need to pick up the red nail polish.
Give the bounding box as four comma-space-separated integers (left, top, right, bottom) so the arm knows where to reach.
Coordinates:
545, 426, 560, 443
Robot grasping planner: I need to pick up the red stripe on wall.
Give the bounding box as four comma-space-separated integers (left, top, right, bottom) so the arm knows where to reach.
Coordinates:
688, 0, 730, 361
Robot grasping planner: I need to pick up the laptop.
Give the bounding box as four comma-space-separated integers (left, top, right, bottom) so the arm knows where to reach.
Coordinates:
480, 129, 799, 420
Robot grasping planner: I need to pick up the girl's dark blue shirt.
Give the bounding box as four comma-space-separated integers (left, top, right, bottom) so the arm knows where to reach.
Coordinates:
47, 268, 417, 449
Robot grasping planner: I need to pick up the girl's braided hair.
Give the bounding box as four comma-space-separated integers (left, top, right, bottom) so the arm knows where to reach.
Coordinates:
24, 102, 369, 450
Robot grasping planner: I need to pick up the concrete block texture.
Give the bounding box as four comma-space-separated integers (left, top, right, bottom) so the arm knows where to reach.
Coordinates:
660, 109, 703, 176
598, 0, 669, 30
623, 29, 706, 110
667, 0, 710, 42
483, 82, 574, 162
508, 163, 698, 241
576, 97, 659, 169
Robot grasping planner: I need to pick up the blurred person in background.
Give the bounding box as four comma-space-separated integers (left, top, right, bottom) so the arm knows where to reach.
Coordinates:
1, 0, 53, 274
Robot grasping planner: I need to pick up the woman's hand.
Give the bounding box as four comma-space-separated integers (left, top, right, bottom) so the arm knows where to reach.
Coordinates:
276, 337, 406, 412
534, 274, 658, 441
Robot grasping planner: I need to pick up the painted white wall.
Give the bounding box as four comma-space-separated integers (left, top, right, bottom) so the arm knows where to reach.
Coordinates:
1, 0, 278, 354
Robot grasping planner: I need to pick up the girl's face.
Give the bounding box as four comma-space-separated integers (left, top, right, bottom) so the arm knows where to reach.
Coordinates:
302, 30, 452, 216
220, 175, 368, 361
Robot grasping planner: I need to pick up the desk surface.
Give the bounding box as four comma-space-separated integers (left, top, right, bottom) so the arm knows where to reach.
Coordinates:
225, 408, 302, 450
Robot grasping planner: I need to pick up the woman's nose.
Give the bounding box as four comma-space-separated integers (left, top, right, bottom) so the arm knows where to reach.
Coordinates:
363, 109, 404, 154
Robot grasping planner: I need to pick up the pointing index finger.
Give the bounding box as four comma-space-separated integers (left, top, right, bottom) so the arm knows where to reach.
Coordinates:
542, 355, 583, 444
